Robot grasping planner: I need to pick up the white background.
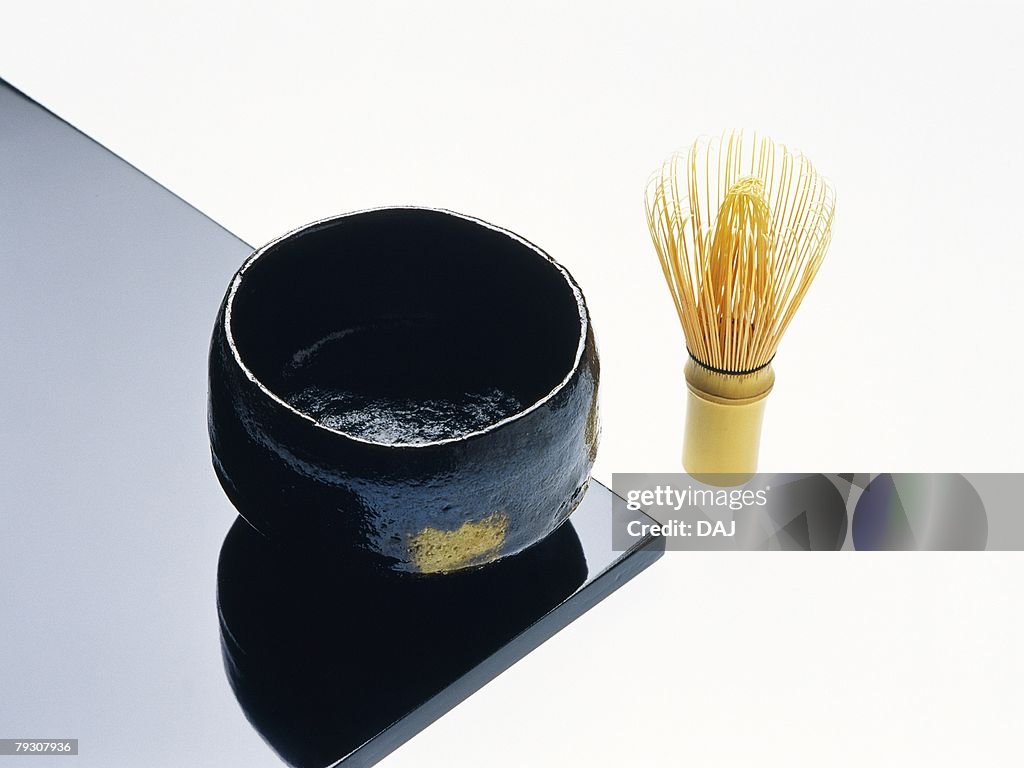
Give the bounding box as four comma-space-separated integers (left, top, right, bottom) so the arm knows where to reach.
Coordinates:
2, 1, 1022, 765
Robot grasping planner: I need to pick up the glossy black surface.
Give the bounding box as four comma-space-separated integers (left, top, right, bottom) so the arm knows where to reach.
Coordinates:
208, 209, 600, 573
0, 79, 663, 768
218, 480, 662, 768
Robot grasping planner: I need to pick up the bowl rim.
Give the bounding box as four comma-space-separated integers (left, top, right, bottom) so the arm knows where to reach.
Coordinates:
222, 205, 590, 449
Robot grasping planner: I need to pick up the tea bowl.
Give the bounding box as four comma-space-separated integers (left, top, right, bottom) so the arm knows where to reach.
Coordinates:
208, 207, 599, 574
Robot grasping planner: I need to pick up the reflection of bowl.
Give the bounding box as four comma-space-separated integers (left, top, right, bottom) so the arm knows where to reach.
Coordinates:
208, 207, 599, 574
217, 514, 588, 767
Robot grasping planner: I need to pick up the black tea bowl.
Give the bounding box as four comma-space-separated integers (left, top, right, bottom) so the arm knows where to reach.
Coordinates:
208, 207, 599, 574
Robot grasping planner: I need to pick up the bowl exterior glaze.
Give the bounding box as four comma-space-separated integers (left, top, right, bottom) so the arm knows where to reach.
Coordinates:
208, 210, 599, 575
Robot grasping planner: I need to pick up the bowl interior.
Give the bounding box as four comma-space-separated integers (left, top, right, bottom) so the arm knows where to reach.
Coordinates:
228, 209, 584, 445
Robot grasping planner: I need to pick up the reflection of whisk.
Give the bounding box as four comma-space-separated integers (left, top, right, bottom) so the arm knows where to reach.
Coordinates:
646, 132, 835, 478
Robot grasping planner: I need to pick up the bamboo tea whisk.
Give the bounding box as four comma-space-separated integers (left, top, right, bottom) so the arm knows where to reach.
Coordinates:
645, 132, 835, 479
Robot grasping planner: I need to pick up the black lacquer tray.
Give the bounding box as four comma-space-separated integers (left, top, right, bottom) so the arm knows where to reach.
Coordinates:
0, 79, 663, 767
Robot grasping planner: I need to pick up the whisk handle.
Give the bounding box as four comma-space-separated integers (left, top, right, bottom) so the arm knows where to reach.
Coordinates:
682, 358, 775, 484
